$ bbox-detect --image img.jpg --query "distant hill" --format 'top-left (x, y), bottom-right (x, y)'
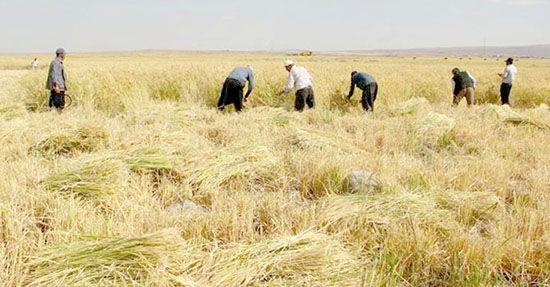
top-left (330, 44), bottom-right (550, 58)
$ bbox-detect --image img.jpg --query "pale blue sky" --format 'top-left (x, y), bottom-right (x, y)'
top-left (0, 0), bottom-right (549, 53)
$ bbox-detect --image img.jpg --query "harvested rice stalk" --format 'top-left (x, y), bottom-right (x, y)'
top-left (25, 229), bottom-right (189, 287)
top-left (123, 149), bottom-right (178, 173)
top-left (31, 126), bottom-right (107, 158)
top-left (320, 192), bottom-right (460, 235)
top-left (180, 144), bottom-right (282, 192)
top-left (42, 158), bottom-right (127, 203)
top-left (488, 105), bottom-right (550, 130)
top-left (0, 104), bottom-right (27, 120)
top-left (200, 232), bottom-right (360, 286)
top-left (390, 97), bottom-right (430, 116)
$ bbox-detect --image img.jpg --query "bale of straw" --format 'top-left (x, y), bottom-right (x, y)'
top-left (199, 232), bottom-right (360, 286)
top-left (31, 126), bottom-right (107, 158)
top-left (25, 229), bottom-right (188, 287)
top-left (390, 97), bottom-right (431, 116)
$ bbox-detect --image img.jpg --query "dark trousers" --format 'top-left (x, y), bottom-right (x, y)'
top-left (500, 83), bottom-right (513, 105)
top-left (295, 87), bottom-right (315, 111)
top-left (49, 90), bottom-right (65, 110)
top-left (361, 82), bottom-right (378, 111)
top-left (218, 78), bottom-right (244, 112)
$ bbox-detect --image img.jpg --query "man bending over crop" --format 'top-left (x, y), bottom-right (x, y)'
top-left (218, 66), bottom-right (255, 112)
top-left (451, 68), bottom-right (475, 108)
top-left (46, 48), bottom-right (68, 112)
top-left (348, 71), bottom-right (378, 112)
top-left (279, 60), bottom-right (315, 111)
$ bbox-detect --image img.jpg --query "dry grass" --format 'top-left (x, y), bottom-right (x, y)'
top-left (0, 53), bottom-right (549, 286)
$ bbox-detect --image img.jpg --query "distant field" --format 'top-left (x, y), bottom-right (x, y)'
top-left (0, 53), bottom-right (549, 286)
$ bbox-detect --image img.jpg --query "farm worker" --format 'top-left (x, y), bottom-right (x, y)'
top-left (31, 58), bottom-right (39, 70)
top-left (498, 58), bottom-right (517, 106)
top-left (451, 68), bottom-right (475, 107)
top-left (348, 71), bottom-right (378, 112)
top-left (279, 60), bottom-right (315, 111)
top-left (46, 48), bottom-right (68, 111)
top-left (217, 66), bottom-right (255, 112)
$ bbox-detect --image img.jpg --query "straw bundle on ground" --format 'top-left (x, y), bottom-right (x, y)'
top-left (197, 232), bottom-right (360, 286)
top-left (31, 126), bottom-right (107, 158)
top-left (179, 144), bottom-right (282, 193)
top-left (320, 192), bottom-right (459, 238)
top-left (122, 147), bottom-right (180, 176)
top-left (42, 157), bottom-right (127, 204)
top-left (489, 104), bottom-right (550, 130)
top-left (390, 97), bottom-right (430, 116)
top-left (0, 104), bottom-right (27, 120)
top-left (436, 191), bottom-right (503, 228)
top-left (25, 229), bottom-right (187, 287)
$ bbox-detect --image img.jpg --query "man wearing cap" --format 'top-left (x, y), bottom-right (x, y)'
top-left (279, 60), bottom-right (315, 111)
top-left (217, 66), bottom-right (254, 112)
top-left (46, 48), bottom-right (68, 111)
top-left (451, 68), bottom-right (475, 108)
top-left (498, 58), bottom-right (518, 105)
top-left (348, 71), bottom-right (378, 112)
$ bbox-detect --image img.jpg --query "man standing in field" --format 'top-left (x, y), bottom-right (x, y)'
top-left (451, 68), bottom-right (475, 108)
top-left (217, 66), bottom-right (255, 112)
top-left (498, 58), bottom-right (517, 106)
top-left (279, 60), bottom-right (315, 111)
top-left (348, 71), bottom-right (378, 112)
top-left (31, 58), bottom-right (39, 70)
top-left (46, 48), bottom-right (68, 112)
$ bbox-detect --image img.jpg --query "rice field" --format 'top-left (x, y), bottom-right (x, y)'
top-left (0, 52), bottom-right (549, 286)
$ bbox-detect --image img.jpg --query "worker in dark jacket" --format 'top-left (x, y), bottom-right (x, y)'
top-left (46, 48), bottom-right (68, 111)
top-left (217, 66), bottom-right (255, 112)
top-left (451, 68), bottom-right (475, 108)
top-left (348, 71), bottom-right (378, 112)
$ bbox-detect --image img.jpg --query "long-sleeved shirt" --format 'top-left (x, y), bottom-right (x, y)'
top-left (46, 58), bottom-right (67, 91)
top-left (228, 66), bottom-right (255, 97)
top-left (284, 66), bottom-right (313, 93)
top-left (501, 64), bottom-right (517, 84)
top-left (349, 72), bottom-right (376, 98)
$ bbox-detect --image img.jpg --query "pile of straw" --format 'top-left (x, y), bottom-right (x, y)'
top-left (25, 229), bottom-right (186, 287)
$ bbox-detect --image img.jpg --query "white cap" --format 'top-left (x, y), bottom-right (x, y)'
top-left (284, 59), bottom-right (294, 67)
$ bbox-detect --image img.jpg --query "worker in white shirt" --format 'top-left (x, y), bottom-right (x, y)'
top-left (279, 60), bottom-right (315, 111)
top-left (498, 58), bottom-right (518, 105)
top-left (31, 58), bottom-right (39, 70)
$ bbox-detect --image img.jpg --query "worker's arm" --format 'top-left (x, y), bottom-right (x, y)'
top-left (348, 78), bottom-right (356, 99)
top-left (245, 72), bottom-right (254, 99)
top-left (281, 71), bottom-right (295, 94)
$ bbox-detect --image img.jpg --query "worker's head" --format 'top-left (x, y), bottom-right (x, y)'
top-left (55, 48), bottom-right (66, 60)
top-left (351, 71), bottom-right (358, 77)
top-left (452, 68), bottom-right (460, 75)
top-left (284, 59), bottom-right (294, 72)
top-left (505, 58), bottom-right (514, 65)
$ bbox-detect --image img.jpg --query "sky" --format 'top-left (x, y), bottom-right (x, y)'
top-left (0, 0), bottom-right (549, 53)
